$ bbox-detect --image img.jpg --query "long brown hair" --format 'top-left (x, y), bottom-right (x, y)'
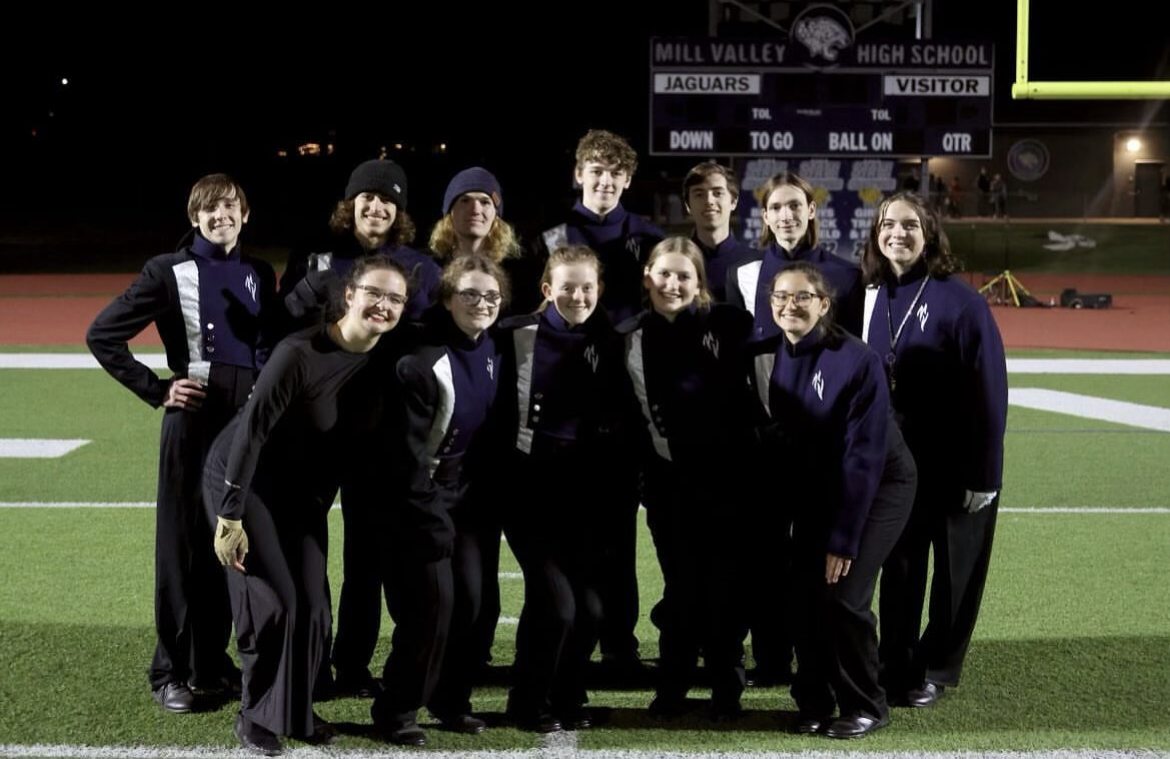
top-left (861, 191), bottom-right (962, 285)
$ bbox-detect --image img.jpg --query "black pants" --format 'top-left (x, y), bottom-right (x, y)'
top-left (372, 555), bottom-right (453, 728)
top-left (879, 476), bottom-right (999, 690)
top-left (331, 482), bottom-right (383, 680)
top-left (428, 518), bottom-right (497, 717)
top-left (790, 433), bottom-right (916, 720)
top-left (203, 472), bottom-right (332, 739)
top-left (596, 441), bottom-right (642, 661)
top-left (504, 440), bottom-right (604, 715)
top-left (151, 364), bottom-right (252, 690)
top-left (643, 449), bottom-right (748, 705)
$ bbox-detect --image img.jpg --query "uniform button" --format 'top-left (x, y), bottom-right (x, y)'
top-left (534, 392), bottom-right (544, 400)
top-left (533, 404), bottom-right (541, 412)
top-left (531, 415), bottom-right (540, 423)
top-left (206, 322), bottom-right (215, 330)
top-left (651, 404), bottom-right (659, 411)
top-left (206, 346), bottom-right (216, 354)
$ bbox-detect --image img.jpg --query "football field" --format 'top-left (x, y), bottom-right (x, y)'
top-left (1, 349), bottom-right (1168, 758)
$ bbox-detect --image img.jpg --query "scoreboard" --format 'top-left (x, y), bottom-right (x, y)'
top-left (650, 38), bottom-right (994, 158)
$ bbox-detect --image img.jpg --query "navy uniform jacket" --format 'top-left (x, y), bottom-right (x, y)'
top-left (862, 260), bottom-right (1007, 493)
top-left (386, 313), bottom-right (502, 561)
top-left (535, 202), bottom-right (666, 324)
top-left (280, 234), bottom-right (440, 329)
top-left (618, 304), bottom-right (754, 463)
top-left (87, 232), bottom-right (277, 405)
top-left (726, 241), bottom-right (864, 340)
top-left (211, 324), bottom-right (390, 519)
top-left (496, 306), bottom-right (628, 451)
top-left (691, 232), bottom-right (756, 304)
top-left (748, 328), bottom-right (889, 559)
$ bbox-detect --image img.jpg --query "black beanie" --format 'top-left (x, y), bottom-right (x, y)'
top-left (345, 160), bottom-right (408, 209)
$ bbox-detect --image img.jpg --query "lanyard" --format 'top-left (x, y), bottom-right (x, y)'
top-left (884, 275), bottom-right (929, 391)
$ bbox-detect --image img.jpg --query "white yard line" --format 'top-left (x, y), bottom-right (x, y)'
top-left (0, 439), bottom-right (88, 458)
top-left (1, 743), bottom-right (1165, 759)
top-left (4, 355), bottom-right (1169, 374)
top-left (1010, 388), bottom-right (1170, 431)
top-left (2, 503), bottom-right (1166, 513)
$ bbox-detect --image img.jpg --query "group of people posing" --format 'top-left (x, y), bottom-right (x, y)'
top-left (87, 129), bottom-right (1008, 755)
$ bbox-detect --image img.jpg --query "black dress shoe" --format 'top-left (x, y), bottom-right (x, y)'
top-left (152, 682), bottom-right (194, 714)
top-left (234, 713), bottom-right (284, 756)
top-left (383, 721), bottom-right (427, 746)
top-left (794, 713), bottom-right (831, 734)
top-left (435, 712), bottom-right (486, 734)
top-left (332, 669), bottom-right (381, 698)
top-left (559, 707), bottom-right (593, 730)
top-left (905, 682), bottom-right (945, 708)
top-left (825, 714), bottom-right (889, 739)
top-left (647, 694), bottom-right (690, 719)
top-left (304, 713), bottom-right (341, 746)
top-left (507, 708), bottom-right (562, 733)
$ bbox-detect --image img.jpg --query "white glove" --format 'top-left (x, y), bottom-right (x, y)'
top-left (962, 490), bottom-right (997, 513)
top-left (213, 516), bottom-right (249, 568)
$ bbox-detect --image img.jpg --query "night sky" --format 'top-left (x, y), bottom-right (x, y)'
top-left (4, 2), bottom-right (1167, 250)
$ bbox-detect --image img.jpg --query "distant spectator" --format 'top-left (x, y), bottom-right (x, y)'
top-left (902, 169), bottom-right (920, 193)
top-left (977, 167), bottom-right (991, 216)
top-left (946, 177), bottom-right (962, 218)
top-left (990, 174), bottom-right (1007, 219)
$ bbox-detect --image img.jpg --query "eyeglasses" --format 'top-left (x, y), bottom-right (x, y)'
top-left (768, 290), bottom-right (820, 306)
top-left (356, 285), bottom-right (408, 307)
top-left (455, 289), bottom-right (502, 307)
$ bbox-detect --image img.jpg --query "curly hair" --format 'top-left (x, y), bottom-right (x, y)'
top-left (575, 129), bottom-right (638, 175)
top-left (328, 199), bottom-right (417, 248)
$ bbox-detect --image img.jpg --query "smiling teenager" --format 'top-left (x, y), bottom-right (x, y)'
top-left (746, 260), bottom-right (916, 739)
top-left (726, 171), bottom-right (864, 341)
top-left (617, 236), bottom-right (755, 720)
top-left (279, 159), bottom-right (439, 699)
top-left (371, 256), bottom-right (508, 747)
top-left (492, 245), bottom-right (631, 732)
top-left (87, 173), bottom-right (277, 716)
top-left (202, 254), bottom-right (411, 755)
top-left (860, 191), bottom-right (1007, 711)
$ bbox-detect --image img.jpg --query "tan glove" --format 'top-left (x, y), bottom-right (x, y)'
top-left (213, 516), bottom-right (248, 570)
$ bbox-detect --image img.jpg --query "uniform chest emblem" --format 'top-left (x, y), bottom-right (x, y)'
top-left (812, 369), bottom-right (825, 400)
top-left (917, 301), bottom-right (930, 331)
top-left (626, 237), bottom-right (641, 258)
top-left (583, 344), bottom-right (599, 373)
top-left (486, 356), bottom-right (495, 380)
top-left (245, 273), bottom-right (258, 303)
top-left (702, 330), bottom-right (720, 359)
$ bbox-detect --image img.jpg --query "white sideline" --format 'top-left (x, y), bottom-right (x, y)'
top-left (1, 503), bottom-right (1167, 514)
top-left (1, 743), bottom-right (1166, 759)
top-left (3, 355), bottom-right (1170, 374)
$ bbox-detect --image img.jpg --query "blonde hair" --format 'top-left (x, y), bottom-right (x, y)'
top-left (644, 236), bottom-right (713, 311)
top-left (428, 215), bottom-right (521, 263)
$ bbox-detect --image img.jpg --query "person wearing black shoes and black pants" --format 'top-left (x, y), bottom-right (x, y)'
top-left (87, 174), bottom-right (276, 715)
top-left (205, 255), bottom-right (411, 755)
top-left (861, 193), bottom-right (1007, 710)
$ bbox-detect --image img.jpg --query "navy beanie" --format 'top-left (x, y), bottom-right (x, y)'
top-left (442, 167), bottom-right (503, 217)
top-left (345, 160), bottom-right (408, 209)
